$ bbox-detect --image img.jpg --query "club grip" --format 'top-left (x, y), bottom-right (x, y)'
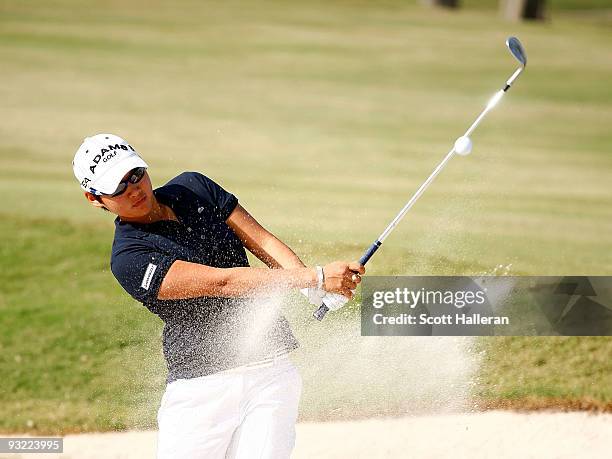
top-left (359, 241), bottom-right (382, 265)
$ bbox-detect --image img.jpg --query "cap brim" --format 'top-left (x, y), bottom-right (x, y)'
top-left (93, 155), bottom-right (149, 194)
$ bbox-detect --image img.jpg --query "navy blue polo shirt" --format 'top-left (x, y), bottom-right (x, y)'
top-left (110, 171), bottom-right (299, 383)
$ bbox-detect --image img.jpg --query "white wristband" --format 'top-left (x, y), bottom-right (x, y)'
top-left (315, 266), bottom-right (324, 290)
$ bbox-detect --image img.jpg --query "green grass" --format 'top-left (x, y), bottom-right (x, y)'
top-left (0, 216), bottom-right (166, 432)
top-left (1, 0), bottom-right (612, 433)
top-left (478, 337), bottom-right (612, 402)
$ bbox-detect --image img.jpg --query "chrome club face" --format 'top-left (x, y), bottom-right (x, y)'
top-left (507, 36), bottom-right (527, 67)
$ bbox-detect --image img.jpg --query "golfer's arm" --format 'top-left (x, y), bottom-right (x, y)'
top-left (157, 262), bottom-right (317, 300)
top-left (226, 204), bottom-right (306, 269)
top-left (157, 204), bottom-right (312, 300)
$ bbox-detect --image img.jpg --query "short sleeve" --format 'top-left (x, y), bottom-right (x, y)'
top-left (178, 172), bottom-right (238, 220)
top-left (110, 240), bottom-right (178, 304)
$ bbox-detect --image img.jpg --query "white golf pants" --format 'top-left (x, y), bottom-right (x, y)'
top-left (156, 356), bottom-right (302, 459)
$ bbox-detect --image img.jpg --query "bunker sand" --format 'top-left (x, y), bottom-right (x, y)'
top-left (17, 411), bottom-right (612, 459)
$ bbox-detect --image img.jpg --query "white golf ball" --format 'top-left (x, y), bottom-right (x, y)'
top-left (454, 136), bottom-right (472, 156)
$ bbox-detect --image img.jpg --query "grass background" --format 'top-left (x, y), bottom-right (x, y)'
top-left (1, 0), bottom-right (611, 433)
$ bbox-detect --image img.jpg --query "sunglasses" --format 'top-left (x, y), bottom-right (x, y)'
top-left (103, 167), bottom-right (146, 197)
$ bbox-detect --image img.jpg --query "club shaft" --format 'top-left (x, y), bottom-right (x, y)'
top-left (377, 73), bottom-right (521, 247)
top-left (378, 147), bottom-right (456, 243)
top-left (465, 90), bottom-right (504, 137)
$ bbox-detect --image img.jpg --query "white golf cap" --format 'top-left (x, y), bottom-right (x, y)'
top-left (72, 134), bottom-right (148, 195)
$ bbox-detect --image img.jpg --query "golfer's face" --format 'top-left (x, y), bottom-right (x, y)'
top-left (99, 169), bottom-right (155, 218)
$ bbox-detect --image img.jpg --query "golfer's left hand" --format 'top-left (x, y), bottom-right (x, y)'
top-left (300, 287), bottom-right (326, 307)
top-left (321, 292), bottom-right (350, 311)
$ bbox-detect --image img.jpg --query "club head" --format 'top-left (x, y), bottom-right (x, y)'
top-left (506, 36), bottom-right (527, 68)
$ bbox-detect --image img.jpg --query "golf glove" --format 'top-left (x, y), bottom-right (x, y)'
top-left (300, 288), bottom-right (350, 311)
top-left (320, 292), bottom-right (349, 311)
top-left (300, 287), bottom-right (326, 307)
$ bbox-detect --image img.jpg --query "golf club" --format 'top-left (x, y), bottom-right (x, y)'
top-left (314, 36), bottom-right (527, 321)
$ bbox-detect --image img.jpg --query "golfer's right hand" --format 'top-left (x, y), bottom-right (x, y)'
top-left (322, 261), bottom-right (365, 299)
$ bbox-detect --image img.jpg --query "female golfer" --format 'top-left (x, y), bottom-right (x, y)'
top-left (72, 133), bottom-right (364, 459)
